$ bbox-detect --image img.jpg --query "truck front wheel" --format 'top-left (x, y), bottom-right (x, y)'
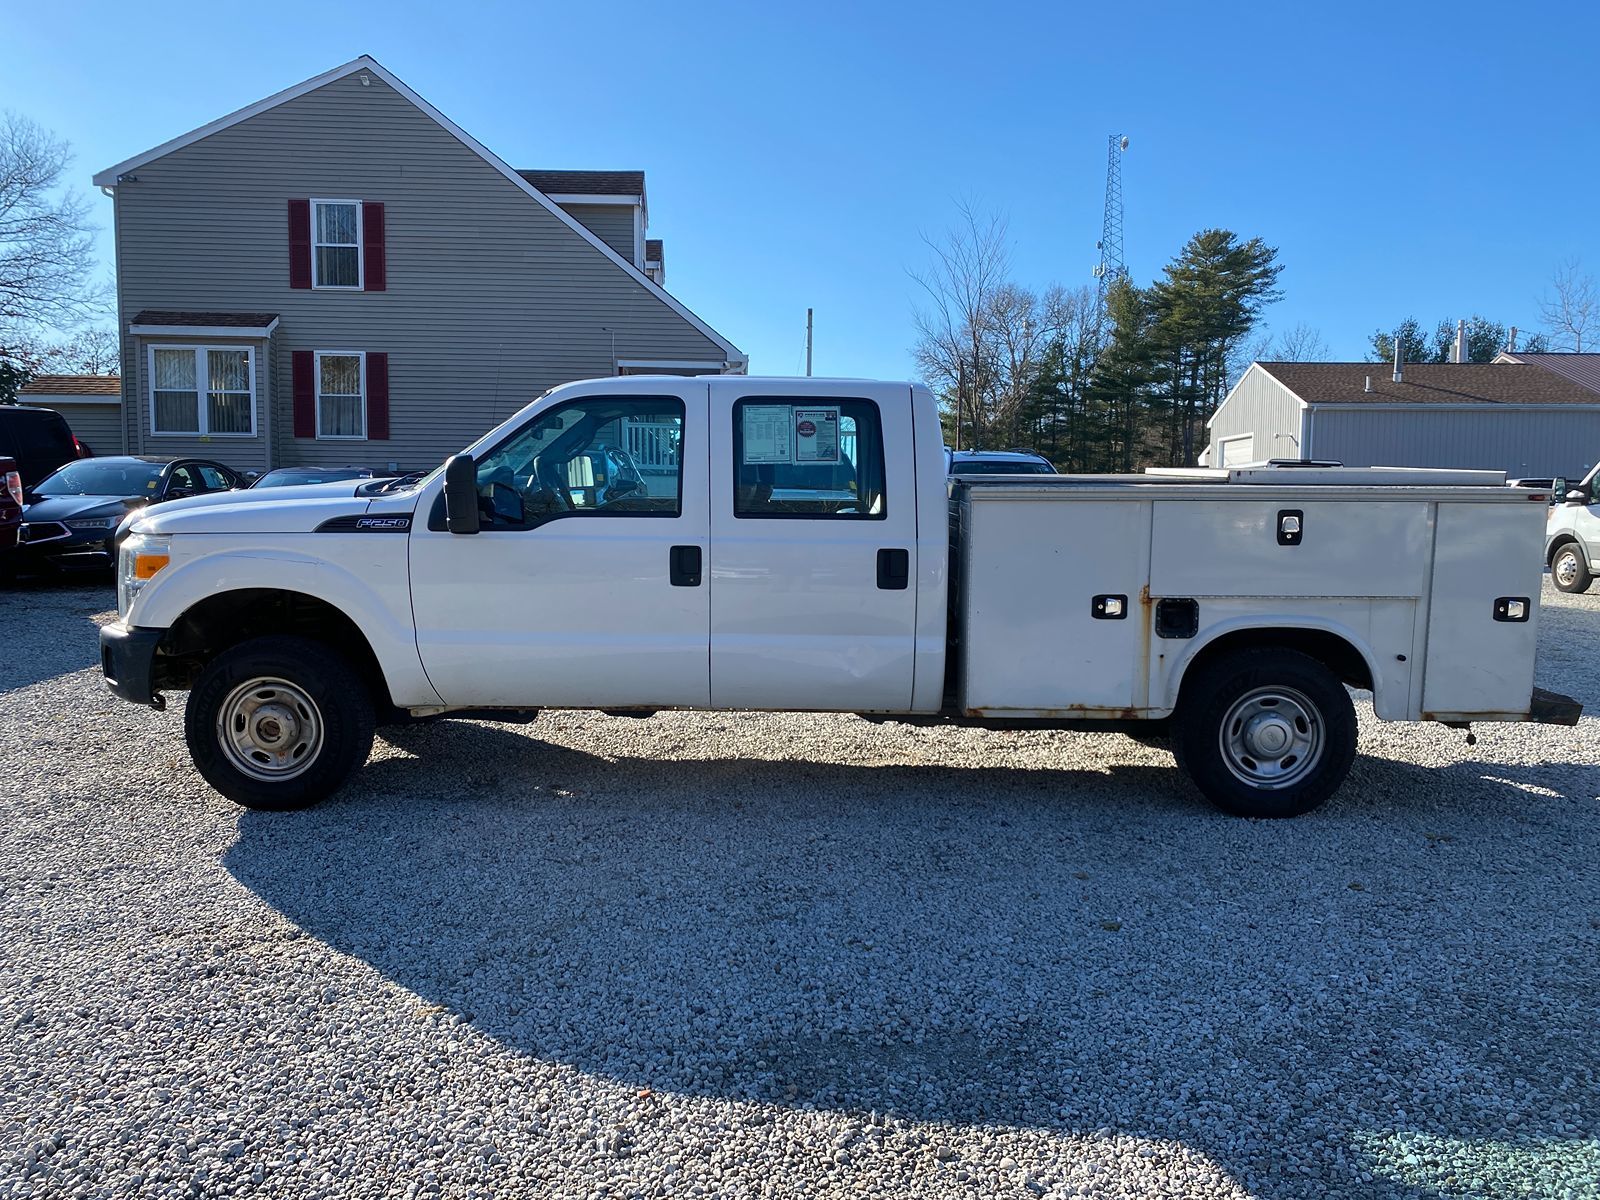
top-left (1551, 543), bottom-right (1592, 594)
top-left (184, 635), bottom-right (376, 810)
top-left (1174, 648), bottom-right (1356, 818)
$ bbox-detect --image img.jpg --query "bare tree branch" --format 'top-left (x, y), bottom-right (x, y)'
top-left (1540, 258), bottom-right (1597, 353)
top-left (0, 111), bottom-right (106, 351)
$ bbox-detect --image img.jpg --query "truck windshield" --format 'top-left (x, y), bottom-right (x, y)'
top-left (35, 460), bottom-right (165, 496)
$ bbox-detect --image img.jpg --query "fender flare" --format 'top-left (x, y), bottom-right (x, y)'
top-left (133, 547), bottom-right (442, 707)
top-left (1546, 532), bottom-right (1591, 567)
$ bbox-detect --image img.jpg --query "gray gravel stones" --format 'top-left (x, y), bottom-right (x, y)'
top-left (1, 577), bottom-right (1597, 1198)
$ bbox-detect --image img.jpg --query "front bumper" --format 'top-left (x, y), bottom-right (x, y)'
top-left (16, 526), bottom-right (117, 572)
top-left (100, 622), bottom-right (167, 708)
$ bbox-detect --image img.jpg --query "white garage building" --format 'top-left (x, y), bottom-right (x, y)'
top-left (1206, 360), bottom-right (1600, 482)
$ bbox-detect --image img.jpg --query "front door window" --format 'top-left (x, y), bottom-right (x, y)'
top-left (473, 397), bottom-right (683, 529)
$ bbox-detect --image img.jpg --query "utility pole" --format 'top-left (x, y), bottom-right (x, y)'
top-left (805, 308), bottom-right (813, 377)
top-left (955, 355), bottom-right (966, 451)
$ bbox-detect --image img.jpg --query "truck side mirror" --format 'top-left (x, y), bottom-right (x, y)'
top-left (444, 454), bottom-right (481, 534)
top-left (1566, 489), bottom-right (1588, 506)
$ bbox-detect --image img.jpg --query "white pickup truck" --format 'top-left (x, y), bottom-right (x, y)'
top-left (101, 376), bottom-right (1580, 818)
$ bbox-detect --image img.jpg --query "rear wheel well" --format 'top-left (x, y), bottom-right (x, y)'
top-left (154, 589), bottom-right (390, 707)
top-left (1180, 628), bottom-right (1374, 697)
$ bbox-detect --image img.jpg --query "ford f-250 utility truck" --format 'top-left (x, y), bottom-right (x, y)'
top-left (100, 377), bottom-right (1581, 818)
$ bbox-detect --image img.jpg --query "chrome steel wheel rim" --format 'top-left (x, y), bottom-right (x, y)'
top-left (217, 677), bottom-right (323, 782)
top-left (1555, 550), bottom-right (1580, 588)
top-left (1218, 686), bottom-right (1323, 790)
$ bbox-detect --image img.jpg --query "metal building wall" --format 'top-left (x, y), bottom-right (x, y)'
top-left (1309, 407), bottom-right (1600, 480)
top-left (1205, 365), bottom-right (1305, 463)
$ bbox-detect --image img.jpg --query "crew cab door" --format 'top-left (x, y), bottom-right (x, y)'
top-left (707, 382), bottom-right (918, 710)
top-left (408, 382), bottom-right (709, 708)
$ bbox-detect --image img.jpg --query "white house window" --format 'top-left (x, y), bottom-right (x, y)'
top-left (316, 352), bottom-right (366, 438)
top-left (313, 199), bottom-right (362, 288)
top-left (150, 346), bottom-right (255, 436)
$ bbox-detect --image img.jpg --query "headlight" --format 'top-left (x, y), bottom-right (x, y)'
top-left (118, 534), bottom-right (171, 619)
top-left (66, 517), bottom-right (116, 530)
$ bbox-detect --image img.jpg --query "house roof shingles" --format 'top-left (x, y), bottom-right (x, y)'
top-left (130, 310), bottom-right (278, 329)
top-left (516, 170), bottom-right (644, 197)
top-left (19, 374), bottom-right (122, 396)
top-left (1258, 361), bottom-right (1600, 406)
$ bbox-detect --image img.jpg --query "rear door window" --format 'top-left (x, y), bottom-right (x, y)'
top-left (732, 398), bottom-right (885, 518)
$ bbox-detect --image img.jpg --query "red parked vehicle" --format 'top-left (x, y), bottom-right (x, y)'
top-left (0, 455), bottom-right (23, 580)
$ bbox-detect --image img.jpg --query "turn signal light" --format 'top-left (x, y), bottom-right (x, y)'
top-left (134, 551), bottom-right (169, 580)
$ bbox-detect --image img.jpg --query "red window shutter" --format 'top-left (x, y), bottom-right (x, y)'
top-left (288, 200), bottom-right (312, 289)
top-left (366, 352), bottom-right (389, 439)
top-left (362, 202), bottom-right (386, 291)
top-left (292, 350), bottom-right (315, 437)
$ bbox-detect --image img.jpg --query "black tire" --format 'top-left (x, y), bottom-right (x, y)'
top-left (1550, 543), bottom-right (1593, 594)
top-left (1174, 648), bottom-right (1357, 819)
top-left (185, 635), bottom-right (375, 810)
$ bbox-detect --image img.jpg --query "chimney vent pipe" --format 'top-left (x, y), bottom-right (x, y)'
top-left (1455, 319), bottom-right (1468, 364)
top-left (1393, 338), bottom-right (1403, 384)
top-left (1365, 375), bottom-right (1372, 393)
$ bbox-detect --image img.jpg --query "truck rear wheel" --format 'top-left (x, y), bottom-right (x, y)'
top-left (1551, 543), bottom-right (1592, 594)
top-left (184, 635), bottom-right (375, 810)
top-left (1174, 648), bottom-right (1356, 818)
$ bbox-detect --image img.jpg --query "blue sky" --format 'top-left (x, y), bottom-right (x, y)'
top-left (5, 0), bottom-right (1597, 377)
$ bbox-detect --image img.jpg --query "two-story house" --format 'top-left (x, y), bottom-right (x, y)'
top-left (93, 56), bottom-right (746, 474)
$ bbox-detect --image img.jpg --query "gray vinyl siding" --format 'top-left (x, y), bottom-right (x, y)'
top-left (112, 71), bottom-right (731, 471)
top-left (1308, 407), bottom-right (1600, 481)
top-left (1206, 365), bottom-right (1305, 462)
top-left (20, 402), bottom-right (124, 455)
top-left (557, 202), bottom-right (638, 264)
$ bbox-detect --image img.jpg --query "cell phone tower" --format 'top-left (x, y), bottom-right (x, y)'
top-left (1093, 133), bottom-right (1130, 327)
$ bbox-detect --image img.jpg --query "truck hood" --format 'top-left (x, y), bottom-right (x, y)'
top-left (130, 481), bottom-right (421, 537)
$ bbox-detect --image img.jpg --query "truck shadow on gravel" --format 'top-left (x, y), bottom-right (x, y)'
top-left (226, 719), bottom-right (1599, 1199)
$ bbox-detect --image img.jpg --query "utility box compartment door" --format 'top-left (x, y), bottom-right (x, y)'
top-left (961, 498), bottom-right (1150, 714)
top-left (1421, 502), bottom-right (1542, 717)
top-left (1150, 500), bottom-right (1431, 598)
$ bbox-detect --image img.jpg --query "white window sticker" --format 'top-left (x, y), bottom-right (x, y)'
top-left (793, 407), bottom-right (841, 463)
top-left (742, 404), bottom-right (794, 464)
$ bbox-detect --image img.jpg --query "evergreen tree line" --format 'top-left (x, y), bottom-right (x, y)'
top-left (913, 211), bottom-right (1284, 471)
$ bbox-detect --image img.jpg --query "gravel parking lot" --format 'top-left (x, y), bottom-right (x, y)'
top-left (2, 580), bottom-right (1597, 1199)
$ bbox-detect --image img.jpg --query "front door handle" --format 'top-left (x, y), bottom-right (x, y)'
top-left (670, 544), bottom-right (702, 587)
top-left (876, 548), bottom-right (909, 590)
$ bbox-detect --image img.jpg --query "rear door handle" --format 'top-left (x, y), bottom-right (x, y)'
top-left (876, 548), bottom-right (909, 590)
top-left (670, 544), bottom-right (702, 587)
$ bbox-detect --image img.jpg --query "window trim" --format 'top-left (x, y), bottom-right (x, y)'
top-left (439, 395), bottom-right (687, 532)
top-left (146, 344), bottom-right (257, 438)
top-left (310, 197), bottom-right (364, 290)
top-left (730, 395), bottom-right (886, 521)
top-left (314, 350), bottom-right (368, 440)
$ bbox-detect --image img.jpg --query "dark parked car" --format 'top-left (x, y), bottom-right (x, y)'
top-left (945, 448), bottom-right (1058, 475)
top-left (0, 405), bottom-right (87, 490)
top-left (17, 456), bottom-right (241, 575)
top-left (0, 456), bottom-right (21, 580)
top-left (249, 465), bottom-right (396, 489)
